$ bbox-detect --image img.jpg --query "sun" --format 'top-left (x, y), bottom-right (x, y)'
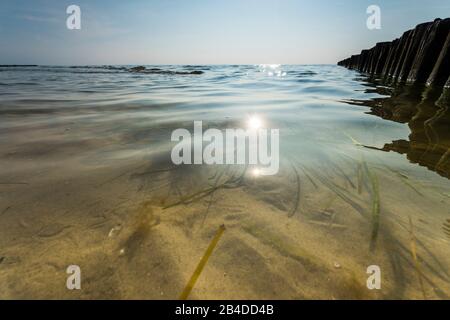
top-left (247, 116), bottom-right (263, 130)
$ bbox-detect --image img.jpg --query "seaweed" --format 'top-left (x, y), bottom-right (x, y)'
top-left (1, 206), bottom-right (11, 216)
top-left (98, 164), bottom-right (146, 186)
top-left (314, 157), bottom-right (381, 251)
top-left (360, 157), bottom-right (372, 195)
top-left (130, 167), bottom-right (177, 178)
top-left (330, 161), bottom-right (356, 189)
top-left (443, 218), bottom-right (450, 239)
top-left (395, 219), bottom-right (450, 282)
top-left (322, 194), bottom-right (337, 213)
top-left (0, 182), bottom-right (29, 185)
top-left (288, 162), bottom-right (301, 217)
top-left (394, 243), bottom-right (447, 299)
top-left (357, 163), bottom-right (363, 194)
top-left (242, 224), bottom-right (326, 272)
top-left (310, 168), bottom-right (366, 217)
top-left (368, 169), bottom-right (380, 252)
top-left (201, 167), bottom-right (229, 227)
top-left (356, 157), bottom-right (381, 252)
top-left (179, 224), bottom-right (226, 300)
top-left (366, 152), bottom-right (425, 197)
top-left (408, 217), bottom-right (427, 299)
top-left (163, 187), bottom-right (216, 209)
top-left (383, 165), bottom-right (424, 196)
top-left (313, 194), bottom-right (338, 225)
top-left (343, 132), bottom-right (363, 146)
top-left (298, 164), bottom-right (318, 189)
top-left (307, 220), bottom-right (347, 229)
top-left (163, 166), bottom-right (247, 209)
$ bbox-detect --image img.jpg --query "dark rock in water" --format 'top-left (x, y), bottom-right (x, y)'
top-left (338, 18), bottom-right (450, 91)
top-left (0, 65), bottom-right (38, 67)
top-left (128, 66), bottom-right (203, 75)
top-left (129, 66), bottom-right (146, 72)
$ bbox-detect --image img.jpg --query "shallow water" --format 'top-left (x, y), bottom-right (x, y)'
top-left (0, 64), bottom-right (449, 299)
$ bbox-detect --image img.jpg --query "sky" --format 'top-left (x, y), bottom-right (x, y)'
top-left (0, 0), bottom-right (449, 65)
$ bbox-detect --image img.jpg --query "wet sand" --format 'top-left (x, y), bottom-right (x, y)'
top-left (1, 117), bottom-right (449, 299)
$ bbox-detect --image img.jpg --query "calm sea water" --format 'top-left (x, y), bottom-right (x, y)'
top-left (0, 65), bottom-right (449, 299)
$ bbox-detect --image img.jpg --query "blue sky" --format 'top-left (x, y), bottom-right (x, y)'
top-left (0, 0), bottom-right (449, 65)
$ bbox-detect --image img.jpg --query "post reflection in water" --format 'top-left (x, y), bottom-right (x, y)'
top-left (347, 83), bottom-right (450, 179)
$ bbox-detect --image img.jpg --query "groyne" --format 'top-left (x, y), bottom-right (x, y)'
top-left (338, 18), bottom-right (450, 90)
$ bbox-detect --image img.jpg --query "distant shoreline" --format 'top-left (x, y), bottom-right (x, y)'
top-left (0, 65), bottom-right (38, 67)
